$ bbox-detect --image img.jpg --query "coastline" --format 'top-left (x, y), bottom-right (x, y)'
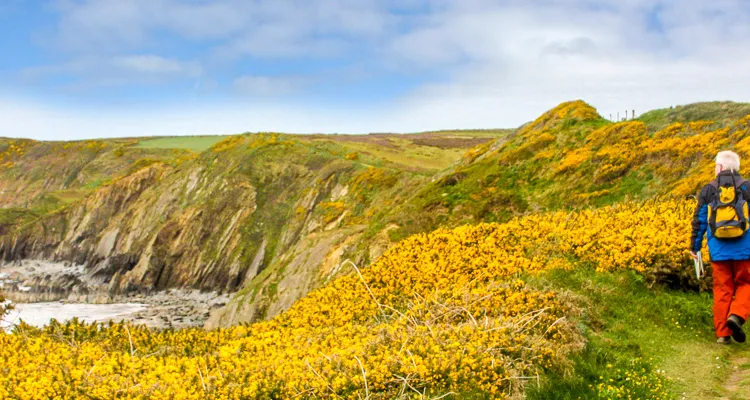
top-left (0, 260), bottom-right (231, 330)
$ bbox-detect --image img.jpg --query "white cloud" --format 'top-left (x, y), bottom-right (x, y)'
top-left (233, 75), bottom-right (308, 96)
top-left (21, 55), bottom-right (201, 88)
top-left (50, 0), bottom-right (396, 57)
top-left (379, 0), bottom-right (750, 128)
top-left (6, 0), bottom-right (750, 139)
top-left (113, 55), bottom-right (199, 75)
top-left (53, 0), bottom-right (153, 53)
top-left (215, 26), bottom-right (347, 60)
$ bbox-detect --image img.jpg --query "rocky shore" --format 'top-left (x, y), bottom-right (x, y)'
top-left (120, 289), bottom-right (230, 329)
top-left (0, 260), bottom-right (231, 329)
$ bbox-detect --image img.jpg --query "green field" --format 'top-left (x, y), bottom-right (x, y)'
top-left (307, 130), bottom-right (511, 171)
top-left (132, 131), bottom-right (510, 168)
top-left (135, 136), bottom-right (230, 152)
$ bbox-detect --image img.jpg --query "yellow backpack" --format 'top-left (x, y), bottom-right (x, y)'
top-left (709, 176), bottom-right (750, 239)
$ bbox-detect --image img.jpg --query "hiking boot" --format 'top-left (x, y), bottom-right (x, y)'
top-left (727, 315), bottom-right (746, 343)
top-left (717, 336), bottom-right (732, 345)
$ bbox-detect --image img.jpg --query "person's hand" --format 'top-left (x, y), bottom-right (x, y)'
top-left (690, 251), bottom-right (699, 261)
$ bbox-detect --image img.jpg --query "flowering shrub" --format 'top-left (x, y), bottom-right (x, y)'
top-left (0, 196), bottom-right (699, 399)
top-left (318, 201), bottom-right (347, 225)
top-left (210, 135), bottom-right (246, 153)
top-left (0, 140), bottom-right (34, 166)
top-left (60, 140), bottom-right (108, 152)
top-left (557, 148), bottom-right (590, 173)
top-left (465, 101), bottom-right (750, 214)
top-left (462, 140), bottom-right (493, 164)
top-left (552, 116), bottom-right (750, 197)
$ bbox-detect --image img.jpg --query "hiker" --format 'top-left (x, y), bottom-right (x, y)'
top-left (691, 150), bottom-right (750, 344)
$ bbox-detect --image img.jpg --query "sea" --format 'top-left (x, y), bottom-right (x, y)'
top-left (1, 302), bottom-right (147, 332)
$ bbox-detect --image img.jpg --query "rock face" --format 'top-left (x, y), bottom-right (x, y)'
top-left (0, 260), bottom-right (100, 303)
top-left (0, 260), bottom-right (231, 329)
top-left (0, 134), bottom-right (438, 324)
top-left (204, 226), bottom-right (365, 328)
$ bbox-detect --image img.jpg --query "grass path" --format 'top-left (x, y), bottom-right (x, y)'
top-left (718, 351), bottom-right (750, 400)
top-left (663, 340), bottom-right (742, 399)
top-left (527, 269), bottom-right (731, 399)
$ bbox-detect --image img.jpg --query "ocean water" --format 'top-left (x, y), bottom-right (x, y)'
top-left (1, 302), bottom-right (147, 331)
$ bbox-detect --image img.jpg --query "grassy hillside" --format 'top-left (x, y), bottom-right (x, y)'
top-left (376, 100), bottom-right (750, 243)
top-left (638, 101), bottom-right (750, 131)
top-left (0, 131), bottom-right (500, 217)
top-left (135, 136), bottom-right (230, 152)
top-left (0, 137), bottom-right (191, 211)
top-left (3, 100), bottom-right (750, 398)
top-left (304, 130), bottom-right (511, 172)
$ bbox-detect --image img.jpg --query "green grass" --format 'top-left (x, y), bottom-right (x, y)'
top-left (45, 189), bottom-right (95, 205)
top-left (0, 208), bottom-right (39, 233)
top-left (314, 138), bottom-right (465, 171)
top-left (592, 168), bottom-right (656, 206)
top-left (638, 102), bottom-right (750, 130)
top-left (525, 268), bottom-right (736, 399)
top-left (305, 131), bottom-right (511, 172)
top-left (0, 208), bottom-right (34, 224)
top-left (417, 129), bottom-right (513, 137)
top-left (135, 136), bottom-right (230, 152)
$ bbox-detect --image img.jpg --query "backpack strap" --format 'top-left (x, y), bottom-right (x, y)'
top-left (736, 178), bottom-right (749, 230)
top-left (709, 179), bottom-right (721, 206)
top-left (709, 201), bottom-right (718, 232)
top-left (710, 177), bottom-right (748, 191)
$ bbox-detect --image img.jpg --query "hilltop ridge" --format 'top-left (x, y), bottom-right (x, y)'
top-left (638, 101), bottom-right (750, 130)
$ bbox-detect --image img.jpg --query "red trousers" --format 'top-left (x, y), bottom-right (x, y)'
top-left (713, 260), bottom-right (750, 337)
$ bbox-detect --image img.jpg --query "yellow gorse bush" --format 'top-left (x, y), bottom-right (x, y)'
top-left (471, 101), bottom-right (750, 209)
top-left (563, 116), bottom-right (750, 195)
top-left (0, 140), bottom-right (34, 168)
top-left (0, 199), bottom-right (696, 399)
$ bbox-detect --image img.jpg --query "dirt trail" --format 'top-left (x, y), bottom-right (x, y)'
top-left (719, 354), bottom-right (750, 400)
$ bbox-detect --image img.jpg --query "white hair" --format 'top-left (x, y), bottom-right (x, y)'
top-left (716, 150), bottom-right (741, 172)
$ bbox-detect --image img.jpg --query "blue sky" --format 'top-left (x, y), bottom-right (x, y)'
top-left (2, 0), bottom-right (750, 139)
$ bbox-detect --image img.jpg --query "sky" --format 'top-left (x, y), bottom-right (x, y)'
top-left (2, 0), bottom-right (750, 140)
